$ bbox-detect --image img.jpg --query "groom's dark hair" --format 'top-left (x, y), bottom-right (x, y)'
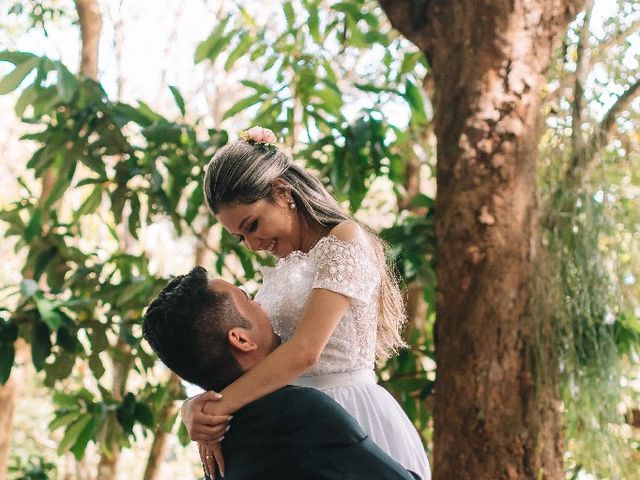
top-left (143, 266), bottom-right (250, 391)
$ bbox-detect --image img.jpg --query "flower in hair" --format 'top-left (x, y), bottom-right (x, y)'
top-left (240, 126), bottom-right (278, 145)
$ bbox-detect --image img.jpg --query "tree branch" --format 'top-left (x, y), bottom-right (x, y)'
top-left (545, 17), bottom-right (639, 108)
top-left (571, 0), bottom-right (594, 154)
top-left (379, 0), bottom-right (431, 52)
top-left (589, 77), bottom-right (640, 159)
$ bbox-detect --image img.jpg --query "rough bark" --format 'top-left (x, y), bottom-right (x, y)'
top-left (380, 1), bottom-right (584, 479)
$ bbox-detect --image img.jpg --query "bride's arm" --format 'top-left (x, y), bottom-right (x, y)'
top-left (203, 222), bottom-right (368, 417)
top-left (204, 286), bottom-right (351, 416)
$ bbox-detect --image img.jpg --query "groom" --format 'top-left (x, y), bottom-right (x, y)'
top-left (143, 266), bottom-right (419, 480)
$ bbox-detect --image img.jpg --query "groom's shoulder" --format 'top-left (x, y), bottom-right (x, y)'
top-left (247, 386), bottom-right (344, 420)
top-left (253, 385), bottom-right (332, 409)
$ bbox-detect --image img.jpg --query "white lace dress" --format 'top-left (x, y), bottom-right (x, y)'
top-left (254, 235), bottom-right (431, 480)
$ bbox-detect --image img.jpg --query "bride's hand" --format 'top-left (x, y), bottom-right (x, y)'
top-left (181, 391), bottom-right (231, 443)
top-left (199, 442), bottom-right (225, 479)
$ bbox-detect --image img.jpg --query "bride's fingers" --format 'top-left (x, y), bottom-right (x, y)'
top-left (200, 443), bottom-right (217, 479)
top-left (191, 413), bottom-right (231, 440)
top-left (197, 443), bottom-right (211, 479)
top-left (211, 442), bottom-right (225, 478)
top-left (190, 422), bottom-right (231, 443)
top-left (195, 413), bottom-right (232, 427)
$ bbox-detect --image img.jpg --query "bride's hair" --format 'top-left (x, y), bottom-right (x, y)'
top-left (204, 140), bottom-right (407, 362)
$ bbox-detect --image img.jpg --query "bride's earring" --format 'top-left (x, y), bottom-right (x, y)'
top-left (288, 198), bottom-right (296, 209)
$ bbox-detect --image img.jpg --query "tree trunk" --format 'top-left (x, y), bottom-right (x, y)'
top-left (0, 342), bottom-right (28, 480)
top-left (75, 0), bottom-right (102, 80)
top-left (0, 378), bottom-right (17, 480)
top-left (380, 1), bottom-right (584, 478)
top-left (142, 373), bottom-right (182, 480)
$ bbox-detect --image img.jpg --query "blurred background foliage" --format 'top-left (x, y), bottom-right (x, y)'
top-left (0, 0), bottom-right (638, 479)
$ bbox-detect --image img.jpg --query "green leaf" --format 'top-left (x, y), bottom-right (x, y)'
top-left (58, 414), bottom-right (92, 455)
top-left (224, 34), bottom-right (253, 71)
top-left (76, 177), bottom-right (106, 187)
top-left (169, 85), bottom-right (185, 116)
top-left (177, 420), bottom-right (190, 446)
top-left (35, 295), bottom-right (63, 330)
top-left (88, 352), bottom-right (105, 379)
top-left (355, 83), bottom-right (392, 94)
top-left (54, 62), bottom-right (78, 103)
top-left (240, 80), bottom-right (271, 95)
top-left (308, 4), bottom-right (321, 43)
top-left (53, 391), bottom-right (80, 407)
top-left (31, 85), bottom-right (59, 117)
top-left (70, 415), bottom-right (98, 459)
top-left (403, 79), bottom-right (427, 124)
top-left (222, 93), bottom-right (263, 120)
top-left (283, 2), bottom-right (295, 29)
top-left (331, 2), bottom-right (362, 18)
top-left (15, 84), bottom-right (38, 117)
top-left (43, 153), bottom-right (76, 210)
top-left (0, 50), bottom-right (37, 65)
top-left (90, 324), bottom-right (110, 353)
top-left (194, 17), bottom-right (232, 64)
top-left (24, 208), bottom-right (42, 243)
top-left (57, 326), bottom-right (81, 353)
top-left (116, 392), bottom-right (137, 434)
top-left (134, 402), bottom-right (154, 428)
top-left (185, 183), bottom-right (203, 223)
top-left (32, 321), bottom-right (52, 371)
top-left (143, 121), bottom-right (182, 144)
top-left (112, 102), bottom-right (157, 127)
top-left (49, 411), bottom-right (82, 432)
top-left (0, 342), bottom-right (14, 384)
top-left (75, 185), bottom-right (103, 218)
top-left (0, 56), bottom-right (40, 94)
top-left (314, 87), bottom-right (343, 114)
top-left (400, 51), bottom-right (423, 75)
top-left (128, 193), bottom-right (141, 239)
top-left (45, 351), bottom-right (76, 381)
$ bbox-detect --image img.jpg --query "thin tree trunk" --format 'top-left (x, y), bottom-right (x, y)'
top-left (142, 373), bottom-right (182, 480)
top-left (0, 343), bottom-right (27, 480)
top-left (96, 336), bottom-right (131, 480)
top-left (75, 0), bottom-right (102, 80)
top-left (380, 1), bottom-right (584, 478)
top-left (0, 378), bottom-right (17, 480)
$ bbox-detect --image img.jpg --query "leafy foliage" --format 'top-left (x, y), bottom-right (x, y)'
top-left (0, 1), bottom-right (438, 466)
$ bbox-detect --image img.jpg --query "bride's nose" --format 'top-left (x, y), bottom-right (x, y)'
top-left (244, 235), bottom-right (260, 251)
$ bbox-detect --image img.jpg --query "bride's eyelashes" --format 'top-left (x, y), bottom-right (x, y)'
top-left (232, 219), bottom-right (258, 243)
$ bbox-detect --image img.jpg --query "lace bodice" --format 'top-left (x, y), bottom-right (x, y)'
top-left (254, 235), bottom-right (380, 377)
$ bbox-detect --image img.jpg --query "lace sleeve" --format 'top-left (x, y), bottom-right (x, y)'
top-left (311, 236), bottom-right (379, 304)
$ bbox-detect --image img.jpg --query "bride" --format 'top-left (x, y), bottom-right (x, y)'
top-left (182, 127), bottom-right (430, 480)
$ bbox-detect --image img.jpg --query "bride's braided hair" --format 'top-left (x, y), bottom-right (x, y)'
top-left (203, 137), bottom-right (407, 362)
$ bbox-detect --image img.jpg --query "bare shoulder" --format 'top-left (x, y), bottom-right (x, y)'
top-left (328, 220), bottom-right (364, 241)
top-left (328, 221), bottom-right (375, 257)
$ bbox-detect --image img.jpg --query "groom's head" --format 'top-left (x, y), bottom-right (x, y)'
top-left (142, 266), bottom-right (279, 391)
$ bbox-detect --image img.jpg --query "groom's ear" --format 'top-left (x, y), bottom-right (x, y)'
top-left (227, 327), bottom-right (258, 353)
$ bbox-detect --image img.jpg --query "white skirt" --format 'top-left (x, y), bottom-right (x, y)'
top-left (293, 369), bottom-right (431, 480)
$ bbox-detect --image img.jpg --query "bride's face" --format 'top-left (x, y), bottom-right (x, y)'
top-left (216, 195), bottom-right (302, 258)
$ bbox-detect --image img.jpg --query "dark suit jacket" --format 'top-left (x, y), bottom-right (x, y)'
top-left (211, 386), bottom-right (418, 480)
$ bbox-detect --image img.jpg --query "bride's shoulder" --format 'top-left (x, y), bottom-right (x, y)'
top-left (326, 221), bottom-right (375, 258)
top-left (328, 220), bottom-right (366, 242)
